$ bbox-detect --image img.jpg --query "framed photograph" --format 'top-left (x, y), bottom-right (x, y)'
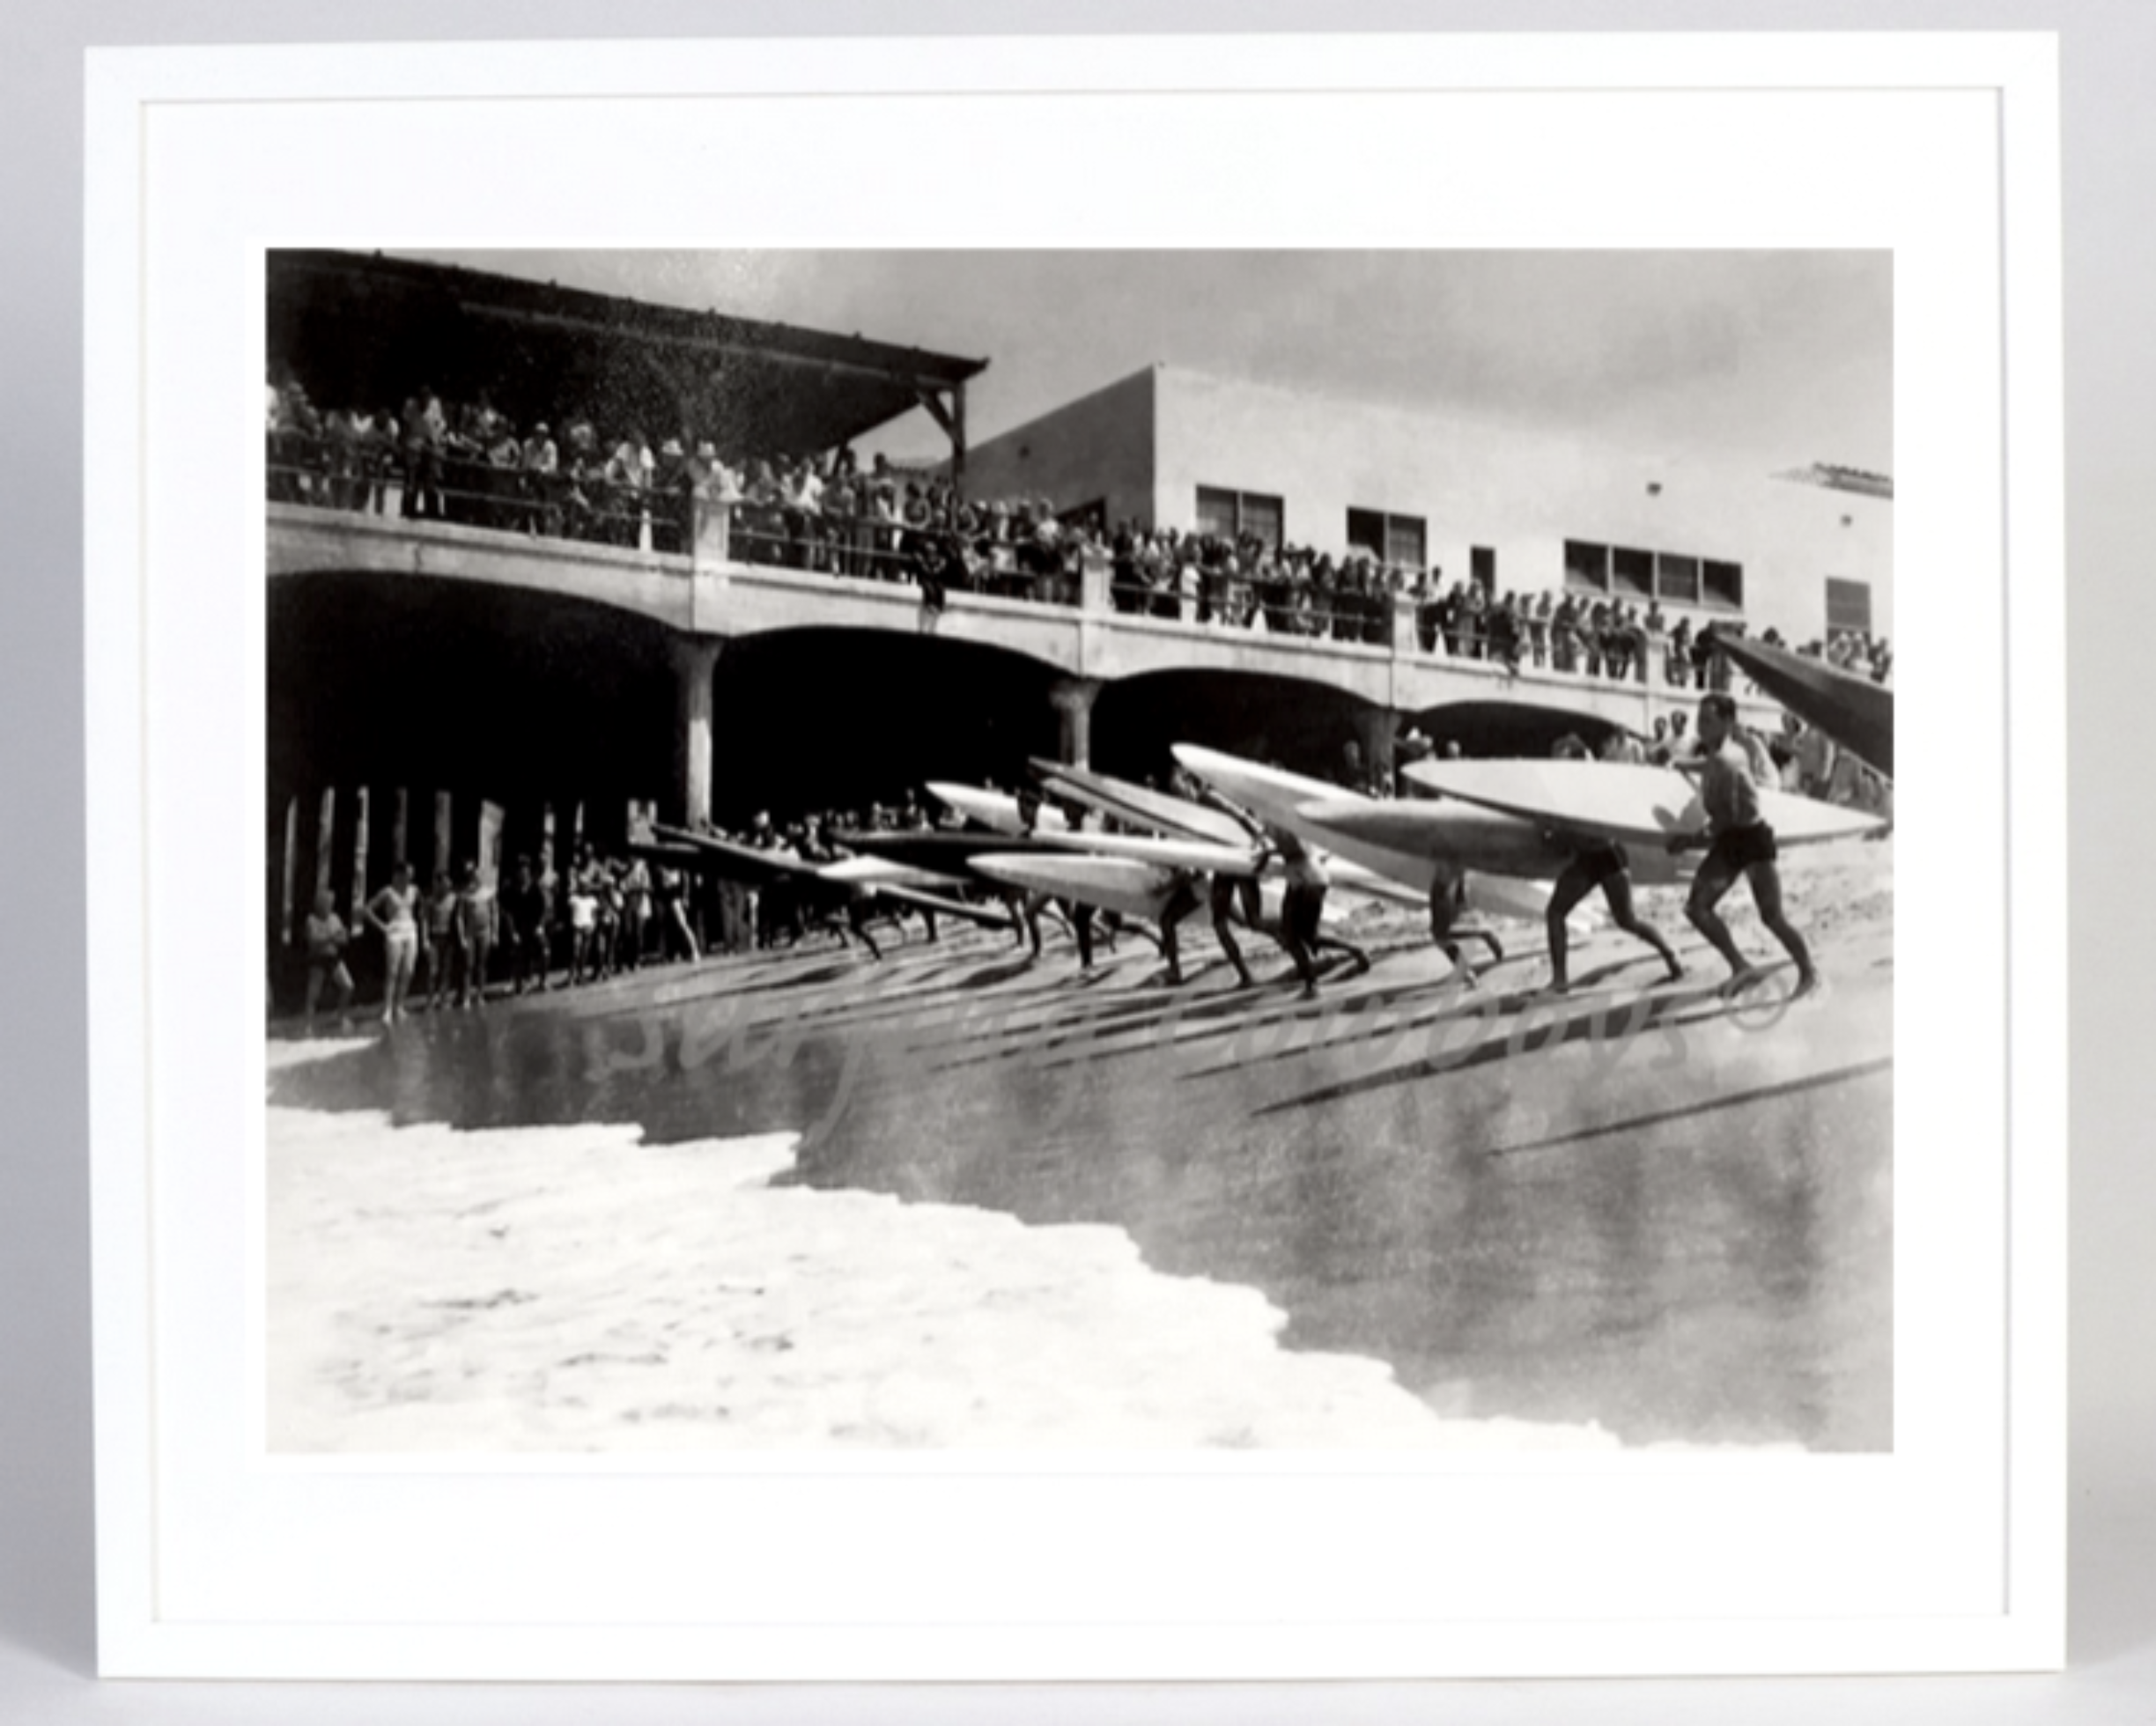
top-left (85, 31), bottom-right (2065, 1681)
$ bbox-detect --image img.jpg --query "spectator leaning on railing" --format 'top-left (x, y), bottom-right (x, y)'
top-left (265, 374), bottom-right (1863, 676)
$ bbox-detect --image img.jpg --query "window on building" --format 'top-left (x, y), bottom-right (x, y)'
top-left (1611, 546), bottom-right (1654, 598)
top-left (1564, 539), bottom-right (1609, 593)
top-left (1702, 559), bottom-right (1745, 609)
top-left (1471, 545), bottom-right (1496, 594)
top-left (1656, 552), bottom-right (1701, 605)
top-left (1347, 507), bottom-right (1428, 568)
top-left (1196, 484), bottom-right (1284, 549)
top-left (1825, 576), bottom-right (1872, 638)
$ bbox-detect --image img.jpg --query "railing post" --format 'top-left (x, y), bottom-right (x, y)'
top-left (1048, 675), bottom-right (1103, 769)
top-left (672, 636), bottom-right (726, 828)
top-left (1390, 592), bottom-right (1421, 660)
top-left (692, 491), bottom-right (733, 565)
top-left (1079, 545), bottom-right (1111, 613)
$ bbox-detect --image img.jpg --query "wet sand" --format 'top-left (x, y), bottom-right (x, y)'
top-left (268, 839), bottom-right (1892, 1453)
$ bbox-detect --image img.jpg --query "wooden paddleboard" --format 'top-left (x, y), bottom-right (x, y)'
top-left (817, 855), bottom-right (954, 891)
top-left (1299, 797), bottom-right (1679, 887)
top-left (1398, 758), bottom-right (1886, 851)
top-left (833, 829), bottom-right (1059, 885)
top-left (1026, 758), bottom-right (1255, 848)
top-left (924, 783), bottom-right (1071, 836)
top-left (1037, 830), bottom-right (1261, 876)
top-left (968, 852), bottom-right (1185, 923)
top-left (1172, 745), bottom-right (1582, 928)
top-left (1711, 632), bottom-right (1894, 778)
top-left (647, 824), bottom-right (826, 882)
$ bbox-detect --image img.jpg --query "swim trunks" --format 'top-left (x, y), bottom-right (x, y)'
top-left (1705, 822), bottom-right (1777, 872)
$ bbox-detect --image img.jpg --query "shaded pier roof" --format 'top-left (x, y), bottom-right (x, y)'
top-left (268, 249), bottom-right (988, 460)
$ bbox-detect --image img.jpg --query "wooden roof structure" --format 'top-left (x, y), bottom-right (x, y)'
top-left (267, 249), bottom-right (986, 469)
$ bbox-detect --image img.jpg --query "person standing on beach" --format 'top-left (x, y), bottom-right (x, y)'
top-left (454, 860), bottom-right (498, 1008)
top-left (302, 889), bottom-right (354, 1034)
top-left (362, 861), bottom-right (422, 1025)
top-left (1539, 735), bottom-right (1684, 995)
top-left (565, 870), bottom-right (601, 985)
top-left (420, 867), bottom-right (460, 1012)
top-left (1669, 693), bottom-right (1820, 1000)
top-left (503, 856), bottom-right (552, 994)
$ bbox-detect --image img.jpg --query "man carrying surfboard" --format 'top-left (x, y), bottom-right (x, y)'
top-left (1259, 822), bottom-right (1370, 1000)
top-left (1669, 693), bottom-right (1820, 1001)
top-left (1541, 735), bottom-right (1684, 995)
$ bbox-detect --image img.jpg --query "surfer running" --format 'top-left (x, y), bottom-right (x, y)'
top-left (1178, 785), bottom-right (1299, 990)
top-left (1668, 693), bottom-right (1820, 1000)
top-left (1262, 822), bottom-right (1370, 999)
top-left (1005, 786), bottom-right (1054, 960)
top-left (1539, 734), bottom-right (1684, 993)
top-left (1422, 869), bottom-right (1504, 986)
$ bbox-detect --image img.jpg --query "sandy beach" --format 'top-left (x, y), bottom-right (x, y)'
top-left (268, 837), bottom-right (1890, 1455)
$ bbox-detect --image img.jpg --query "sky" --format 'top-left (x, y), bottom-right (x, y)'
top-left (401, 249), bottom-right (1891, 478)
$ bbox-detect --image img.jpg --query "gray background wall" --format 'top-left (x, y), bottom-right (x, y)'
top-left (2, 3), bottom-right (2147, 1722)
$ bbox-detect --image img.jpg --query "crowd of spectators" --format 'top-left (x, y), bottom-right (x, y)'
top-left (265, 372), bottom-right (1890, 692)
top-left (1801, 629), bottom-right (1894, 685)
top-left (263, 374), bottom-right (1095, 601)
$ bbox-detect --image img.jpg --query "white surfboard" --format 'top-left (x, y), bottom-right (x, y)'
top-left (1038, 829), bottom-right (1263, 876)
top-left (969, 852), bottom-right (1185, 923)
top-left (817, 855), bottom-right (953, 891)
top-left (1298, 797), bottom-right (1687, 889)
top-left (1027, 759), bottom-right (1257, 849)
top-left (1170, 744), bottom-right (1578, 925)
top-left (1399, 757), bottom-right (1887, 851)
top-left (925, 782), bottom-right (1070, 836)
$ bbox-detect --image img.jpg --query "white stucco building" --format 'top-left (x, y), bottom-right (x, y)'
top-left (963, 364), bottom-right (1892, 650)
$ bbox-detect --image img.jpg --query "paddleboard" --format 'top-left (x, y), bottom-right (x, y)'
top-left (925, 782), bottom-right (1071, 836)
top-left (870, 883), bottom-right (1019, 933)
top-left (927, 783), bottom-right (1258, 875)
top-left (1298, 797), bottom-right (1680, 888)
top-left (1711, 631), bottom-right (1894, 778)
top-left (817, 855), bottom-right (955, 891)
top-left (969, 853), bottom-right (1185, 923)
top-left (969, 852), bottom-right (1348, 934)
top-left (1026, 757), bottom-right (1256, 848)
top-left (648, 824), bottom-right (828, 882)
top-left (834, 829), bottom-right (1060, 885)
top-left (1398, 757), bottom-right (1886, 852)
top-left (1171, 745), bottom-right (1584, 929)
top-left (1038, 829), bottom-right (1262, 877)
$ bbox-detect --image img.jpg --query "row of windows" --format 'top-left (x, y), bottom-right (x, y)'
top-left (1190, 491), bottom-right (1768, 618)
top-left (1564, 539), bottom-right (1744, 611)
top-left (1181, 491), bottom-right (1883, 641)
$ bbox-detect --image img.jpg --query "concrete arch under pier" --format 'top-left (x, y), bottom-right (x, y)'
top-left (1089, 668), bottom-right (1386, 788)
top-left (700, 627), bottom-right (1068, 825)
top-left (1402, 697), bottom-right (1643, 760)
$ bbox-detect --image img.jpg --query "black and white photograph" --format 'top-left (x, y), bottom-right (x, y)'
top-left (260, 246), bottom-right (1896, 1457)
